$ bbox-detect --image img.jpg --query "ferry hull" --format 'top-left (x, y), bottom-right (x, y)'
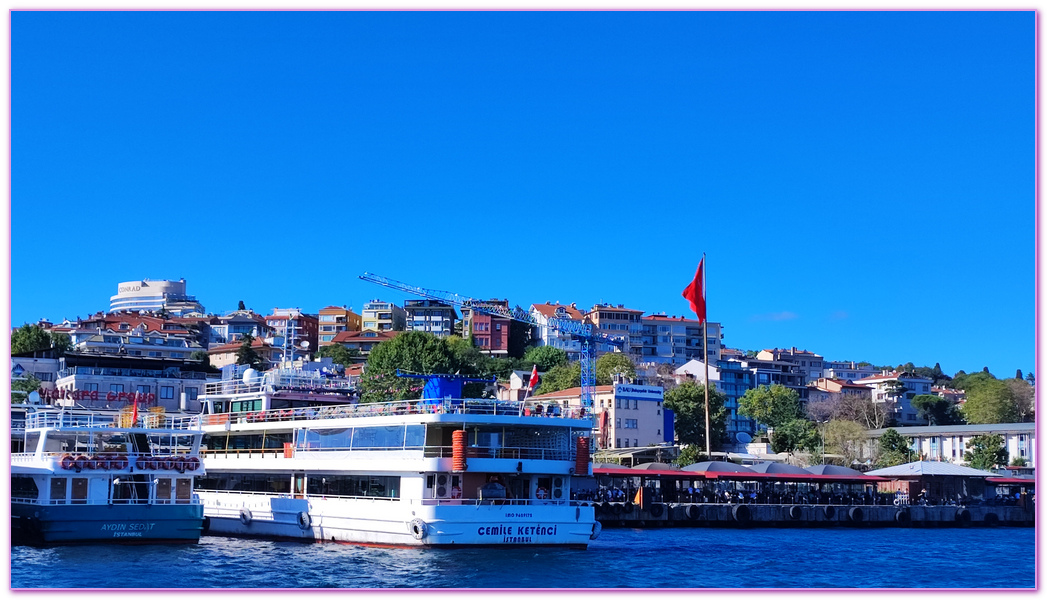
top-left (199, 492), bottom-right (597, 548)
top-left (11, 502), bottom-right (204, 545)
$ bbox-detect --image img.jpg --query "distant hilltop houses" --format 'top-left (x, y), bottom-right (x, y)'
top-left (11, 277), bottom-right (1029, 456)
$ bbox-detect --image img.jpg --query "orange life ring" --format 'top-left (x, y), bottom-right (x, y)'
top-left (60, 454), bottom-right (75, 470)
top-left (111, 454), bottom-right (129, 470)
top-left (91, 455), bottom-right (108, 470)
top-left (185, 456), bottom-right (201, 471)
top-left (73, 455), bottom-right (89, 470)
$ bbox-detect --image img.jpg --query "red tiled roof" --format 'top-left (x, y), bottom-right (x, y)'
top-left (530, 303), bottom-right (584, 321)
top-left (331, 329), bottom-right (399, 343)
top-left (207, 338), bottom-right (274, 354)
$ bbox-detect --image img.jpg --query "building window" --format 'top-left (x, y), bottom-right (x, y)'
top-left (616, 438), bottom-right (621, 448)
top-left (186, 388), bottom-right (199, 401)
top-left (615, 418), bottom-right (621, 428)
top-left (85, 383), bottom-right (99, 391)
top-left (137, 385), bottom-right (150, 395)
top-left (634, 439), bottom-right (638, 447)
top-left (110, 384), bottom-right (124, 393)
top-left (633, 400), bottom-right (638, 410)
top-left (160, 386), bottom-right (174, 400)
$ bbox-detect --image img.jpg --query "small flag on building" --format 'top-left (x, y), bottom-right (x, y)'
top-left (131, 396), bottom-right (139, 425)
top-left (528, 364), bottom-right (540, 390)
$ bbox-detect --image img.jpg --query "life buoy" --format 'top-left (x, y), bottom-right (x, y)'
top-left (649, 503), bottom-right (664, 518)
top-left (450, 486), bottom-right (462, 499)
top-left (409, 518), bottom-right (428, 540)
top-left (73, 455), bottom-right (89, 470)
top-left (91, 455), bottom-right (107, 470)
top-left (848, 507), bottom-right (864, 522)
top-left (893, 498), bottom-right (901, 507)
top-left (174, 457), bottom-right (187, 473)
top-left (590, 520), bottom-right (602, 540)
top-left (623, 501), bottom-right (634, 513)
top-left (297, 511), bottom-right (311, 530)
top-left (185, 456), bottom-right (201, 472)
top-left (60, 454), bottom-right (75, 470)
top-left (111, 454), bottom-right (128, 470)
top-left (536, 487), bottom-right (548, 500)
top-left (135, 456), bottom-right (149, 470)
top-left (789, 505), bottom-right (803, 520)
top-left (240, 509), bottom-right (253, 525)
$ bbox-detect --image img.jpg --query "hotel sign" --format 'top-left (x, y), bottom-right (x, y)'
top-left (40, 388), bottom-right (156, 403)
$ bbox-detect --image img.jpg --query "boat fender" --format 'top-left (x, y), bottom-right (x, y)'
top-left (590, 520), bottom-right (602, 540)
top-left (983, 512), bottom-right (999, 526)
top-left (60, 454), bottom-right (75, 470)
top-left (297, 511), bottom-right (311, 530)
top-left (685, 505), bottom-right (699, 520)
top-left (789, 505), bottom-right (803, 520)
top-left (649, 503), bottom-right (664, 518)
top-left (823, 505), bottom-right (836, 520)
top-left (202, 516), bottom-right (211, 534)
top-left (955, 508), bottom-right (971, 523)
top-left (409, 518), bottom-right (428, 540)
top-left (611, 502), bottom-right (623, 515)
top-left (732, 504), bottom-right (751, 523)
top-left (848, 507), bottom-right (864, 522)
top-left (623, 501), bottom-right (634, 513)
top-left (240, 509), bottom-right (253, 526)
top-left (895, 508), bottom-right (910, 523)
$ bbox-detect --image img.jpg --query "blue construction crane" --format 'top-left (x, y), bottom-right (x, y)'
top-left (358, 272), bottom-right (625, 414)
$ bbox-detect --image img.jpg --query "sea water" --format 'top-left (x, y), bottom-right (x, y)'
top-left (10, 527), bottom-right (1036, 589)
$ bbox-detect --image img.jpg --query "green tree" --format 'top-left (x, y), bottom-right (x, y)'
top-left (12, 373), bottom-right (42, 402)
top-left (1005, 378), bottom-right (1035, 422)
top-left (1025, 372), bottom-right (1035, 385)
top-left (675, 444), bottom-right (705, 467)
top-left (534, 362), bottom-right (581, 396)
top-left (737, 384), bottom-right (803, 429)
top-left (663, 381), bottom-right (728, 451)
top-left (359, 331), bottom-right (460, 403)
top-left (964, 434), bottom-right (1008, 470)
top-left (1011, 456), bottom-right (1027, 467)
top-left (11, 324), bottom-right (57, 354)
top-left (522, 346), bottom-right (568, 373)
top-left (770, 418), bottom-right (820, 454)
top-left (50, 332), bottom-right (72, 355)
top-left (910, 394), bottom-right (963, 426)
top-left (316, 344), bottom-right (361, 368)
top-left (962, 379), bottom-right (1020, 424)
top-left (877, 428), bottom-right (912, 467)
top-left (882, 380), bottom-right (908, 402)
top-left (189, 349), bottom-right (211, 365)
top-left (822, 419), bottom-right (867, 465)
top-left (595, 353), bottom-right (636, 385)
top-left (235, 333), bottom-right (265, 370)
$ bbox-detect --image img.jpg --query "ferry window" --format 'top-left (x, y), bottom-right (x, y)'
top-left (137, 385), bottom-right (150, 395)
top-left (405, 425), bottom-right (425, 449)
top-left (352, 426), bottom-right (406, 449)
top-left (156, 478), bottom-right (172, 501)
top-left (71, 478), bottom-right (88, 503)
top-left (175, 479), bottom-right (191, 503)
top-left (12, 476), bottom-right (39, 500)
top-left (50, 478), bottom-right (67, 503)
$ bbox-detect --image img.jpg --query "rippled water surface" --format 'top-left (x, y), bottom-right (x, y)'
top-left (11, 527), bottom-right (1035, 589)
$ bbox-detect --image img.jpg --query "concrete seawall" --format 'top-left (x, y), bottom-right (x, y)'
top-left (594, 502), bottom-right (1034, 528)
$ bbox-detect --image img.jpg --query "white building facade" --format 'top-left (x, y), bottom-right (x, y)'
top-left (109, 279), bottom-right (205, 316)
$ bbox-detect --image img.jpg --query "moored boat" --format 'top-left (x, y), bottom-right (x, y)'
top-left (193, 367), bottom-right (600, 548)
top-left (11, 407), bottom-right (206, 545)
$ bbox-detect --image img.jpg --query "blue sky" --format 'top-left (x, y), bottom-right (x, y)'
top-left (10, 11), bottom-right (1036, 378)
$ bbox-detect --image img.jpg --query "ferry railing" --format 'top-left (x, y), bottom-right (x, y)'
top-left (197, 398), bottom-right (589, 426)
top-left (12, 497), bottom-right (202, 506)
top-left (201, 445), bottom-right (574, 461)
top-left (26, 411), bottom-right (203, 432)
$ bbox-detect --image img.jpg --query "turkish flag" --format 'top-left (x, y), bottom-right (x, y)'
top-left (528, 364), bottom-right (540, 390)
top-left (682, 257), bottom-right (706, 323)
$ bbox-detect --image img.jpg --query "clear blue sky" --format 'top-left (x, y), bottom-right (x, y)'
top-left (11, 11), bottom-right (1036, 378)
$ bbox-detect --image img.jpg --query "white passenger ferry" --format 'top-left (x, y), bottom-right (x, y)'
top-left (11, 407), bottom-right (206, 545)
top-left (193, 367), bottom-right (600, 548)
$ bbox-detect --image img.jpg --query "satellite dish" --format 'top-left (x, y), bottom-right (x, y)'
top-left (27, 391), bottom-right (41, 405)
top-left (242, 368), bottom-right (259, 385)
top-left (300, 341), bottom-right (310, 349)
top-left (736, 432), bottom-right (753, 444)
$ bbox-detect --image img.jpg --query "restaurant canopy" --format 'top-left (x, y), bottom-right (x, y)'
top-left (748, 462), bottom-right (810, 475)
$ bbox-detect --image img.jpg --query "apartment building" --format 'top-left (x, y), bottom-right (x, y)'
top-left (852, 371), bottom-right (934, 425)
top-left (108, 278), bottom-right (205, 316)
top-left (640, 314), bottom-right (723, 366)
top-left (330, 329), bottom-right (399, 358)
top-left (823, 360), bottom-right (881, 382)
top-left (361, 299), bottom-right (406, 332)
top-left (459, 299), bottom-right (511, 355)
top-left (530, 383), bottom-right (672, 450)
top-left (403, 299), bottom-right (458, 337)
top-left (530, 302), bottom-right (586, 361)
top-left (584, 303), bottom-right (644, 361)
top-left (318, 305), bottom-right (362, 347)
top-left (864, 423), bottom-right (1035, 468)
top-left (266, 308), bottom-right (319, 361)
top-left (674, 357), bottom-right (757, 441)
top-left (756, 347), bottom-right (824, 384)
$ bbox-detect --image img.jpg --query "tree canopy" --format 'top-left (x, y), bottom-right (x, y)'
top-left (961, 378), bottom-right (1020, 424)
top-left (12, 324), bottom-right (69, 355)
top-left (663, 381), bottom-right (728, 451)
top-left (877, 428), bottom-right (912, 467)
top-left (964, 434), bottom-right (1008, 470)
top-left (738, 384), bottom-right (804, 429)
top-left (523, 346), bottom-right (569, 373)
top-left (360, 331), bottom-right (461, 403)
top-left (910, 394), bottom-right (963, 426)
top-left (822, 419), bottom-right (866, 465)
top-left (770, 418), bottom-right (820, 454)
top-left (595, 353), bottom-right (636, 385)
top-left (235, 333), bottom-right (266, 370)
top-left (534, 362), bottom-right (581, 396)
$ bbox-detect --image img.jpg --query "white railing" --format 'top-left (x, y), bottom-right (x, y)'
top-left (202, 445), bottom-right (575, 461)
top-left (26, 411), bottom-right (201, 432)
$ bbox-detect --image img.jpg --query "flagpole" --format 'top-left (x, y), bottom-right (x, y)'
top-left (702, 253), bottom-right (711, 460)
